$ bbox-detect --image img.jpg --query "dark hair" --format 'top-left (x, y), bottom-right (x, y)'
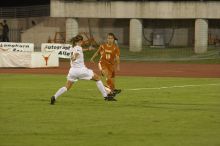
top-left (108, 33), bottom-right (118, 41)
top-left (71, 34), bottom-right (83, 45)
top-left (3, 20), bottom-right (7, 23)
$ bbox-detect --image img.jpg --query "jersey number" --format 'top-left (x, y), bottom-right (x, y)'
top-left (106, 54), bottom-right (111, 60)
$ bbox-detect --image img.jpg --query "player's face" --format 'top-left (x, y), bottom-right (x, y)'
top-left (80, 40), bottom-right (83, 45)
top-left (107, 35), bottom-right (114, 45)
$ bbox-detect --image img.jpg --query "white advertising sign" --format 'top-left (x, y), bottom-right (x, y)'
top-left (30, 52), bottom-right (59, 68)
top-left (41, 43), bottom-right (72, 58)
top-left (0, 42), bottom-right (34, 52)
top-left (0, 52), bottom-right (59, 68)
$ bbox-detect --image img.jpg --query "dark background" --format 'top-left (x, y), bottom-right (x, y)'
top-left (0, 0), bottom-right (50, 7)
top-left (0, 0), bottom-right (216, 7)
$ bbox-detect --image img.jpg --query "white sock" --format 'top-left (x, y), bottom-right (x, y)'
top-left (96, 80), bottom-right (107, 97)
top-left (54, 87), bottom-right (67, 99)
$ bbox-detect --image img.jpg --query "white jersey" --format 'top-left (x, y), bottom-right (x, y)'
top-left (67, 45), bottom-right (94, 82)
top-left (70, 45), bottom-right (85, 68)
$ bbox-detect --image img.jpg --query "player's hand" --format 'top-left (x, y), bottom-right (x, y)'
top-left (89, 46), bottom-right (95, 51)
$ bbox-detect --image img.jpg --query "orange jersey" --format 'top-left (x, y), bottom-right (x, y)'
top-left (99, 44), bottom-right (120, 65)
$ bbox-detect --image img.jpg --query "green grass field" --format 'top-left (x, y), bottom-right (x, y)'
top-left (0, 74), bottom-right (220, 146)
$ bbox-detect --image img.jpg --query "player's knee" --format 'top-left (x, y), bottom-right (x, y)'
top-left (92, 73), bottom-right (100, 81)
top-left (65, 81), bottom-right (73, 90)
top-left (95, 75), bottom-right (101, 81)
top-left (97, 76), bottom-right (101, 80)
top-left (65, 86), bottom-right (70, 90)
top-left (101, 69), bottom-right (108, 76)
top-left (66, 86), bottom-right (71, 90)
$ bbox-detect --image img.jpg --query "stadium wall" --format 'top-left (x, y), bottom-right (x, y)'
top-left (76, 19), bottom-right (195, 47)
top-left (0, 17), bottom-right (50, 42)
top-left (51, 1), bottom-right (220, 19)
top-left (2, 17), bottom-right (220, 48)
top-left (49, 0), bottom-right (220, 53)
top-left (21, 17), bottom-right (65, 50)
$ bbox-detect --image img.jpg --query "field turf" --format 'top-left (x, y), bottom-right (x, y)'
top-left (0, 74), bottom-right (220, 146)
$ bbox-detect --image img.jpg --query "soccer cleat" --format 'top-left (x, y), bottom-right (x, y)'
top-left (107, 97), bottom-right (117, 101)
top-left (50, 96), bottom-right (56, 105)
top-left (109, 92), bottom-right (116, 97)
top-left (104, 94), bottom-right (117, 101)
top-left (113, 89), bottom-right (121, 95)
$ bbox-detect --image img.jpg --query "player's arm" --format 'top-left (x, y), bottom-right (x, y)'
top-left (82, 46), bottom-right (95, 52)
top-left (115, 46), bottom-right (120, 71)
top-left (115, 55), bottom-right (120, 71)
top-left (90, 47), bottom-right (101, 63)
top-left (71, 52), bottom-right (79, 61)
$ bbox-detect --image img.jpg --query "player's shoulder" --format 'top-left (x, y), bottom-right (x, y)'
top-left (112, 44), bottom-right (119, 50)
top-left (112, 44), bottom-right (118, 48)
top-left (73, 45), bottom-right (82, 51)
top-left (115, 44), bottom-right (120, 50)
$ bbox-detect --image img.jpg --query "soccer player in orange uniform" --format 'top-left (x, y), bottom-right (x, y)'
top-left (91, 33), bottom-right (121, 95)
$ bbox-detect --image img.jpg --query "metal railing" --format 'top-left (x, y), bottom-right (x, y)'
top-left (0, 5), bottom-right (50, 18)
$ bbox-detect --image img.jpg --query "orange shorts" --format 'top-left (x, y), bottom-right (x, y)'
top-left (98, 61), bottom-right (115, 78)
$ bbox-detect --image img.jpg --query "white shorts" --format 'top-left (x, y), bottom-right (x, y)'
top-left (67, 67), bottom-right (94, 82)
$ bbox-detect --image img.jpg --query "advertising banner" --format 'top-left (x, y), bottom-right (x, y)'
top-left (41, 43), bottom-right (72, 58)
top-left (0, 42), bottom-right (34, 52)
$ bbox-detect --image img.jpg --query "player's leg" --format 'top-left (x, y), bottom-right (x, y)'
top-left (106, 77), bottom-right (114, 91)
top-left (55, 81), bottom-right (73, 99)
top-left (105, 66), bottom-right (115, 93)
top-left (98, 62), bottom-right (112, 92)
top-left (111, 70), bottom-right (121, 95)
top-left (91, 72), bottom-right (116, 101)
top-left (51, 68), bottom-right (77, 105)
top-left (99, 63), bottom-right (113, 89)
top-left (51, 80), bottom-right (73, 105)
top-left (91, 73), bottom-right (107, 97)
top-left (100, 67), bottom-right (117, 96)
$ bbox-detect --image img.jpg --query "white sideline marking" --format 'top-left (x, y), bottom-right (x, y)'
top-left (2, 83), bottom-right (220, 91)
top-left (86, 83), bottom-right (220, 91)
top-left (126, 83), bottom-right (220, 91)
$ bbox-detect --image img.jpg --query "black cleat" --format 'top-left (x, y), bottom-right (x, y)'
top-left (108, 92), bottom-right (116, 97)
top-left (107, 97), bottom-right (117, 101)
top-left (104, 94), bottom-right (117, 101)
top-left (50, 96), bottom-right (56, 105)
top-left (113, 89), bottom-right (121, 95)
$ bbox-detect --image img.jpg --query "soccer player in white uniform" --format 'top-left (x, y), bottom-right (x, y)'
top-left (50, 35), bottom-right (116, 104)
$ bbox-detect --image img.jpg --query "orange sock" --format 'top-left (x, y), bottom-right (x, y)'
top-left (107, 78), bottom-right (115, 91)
